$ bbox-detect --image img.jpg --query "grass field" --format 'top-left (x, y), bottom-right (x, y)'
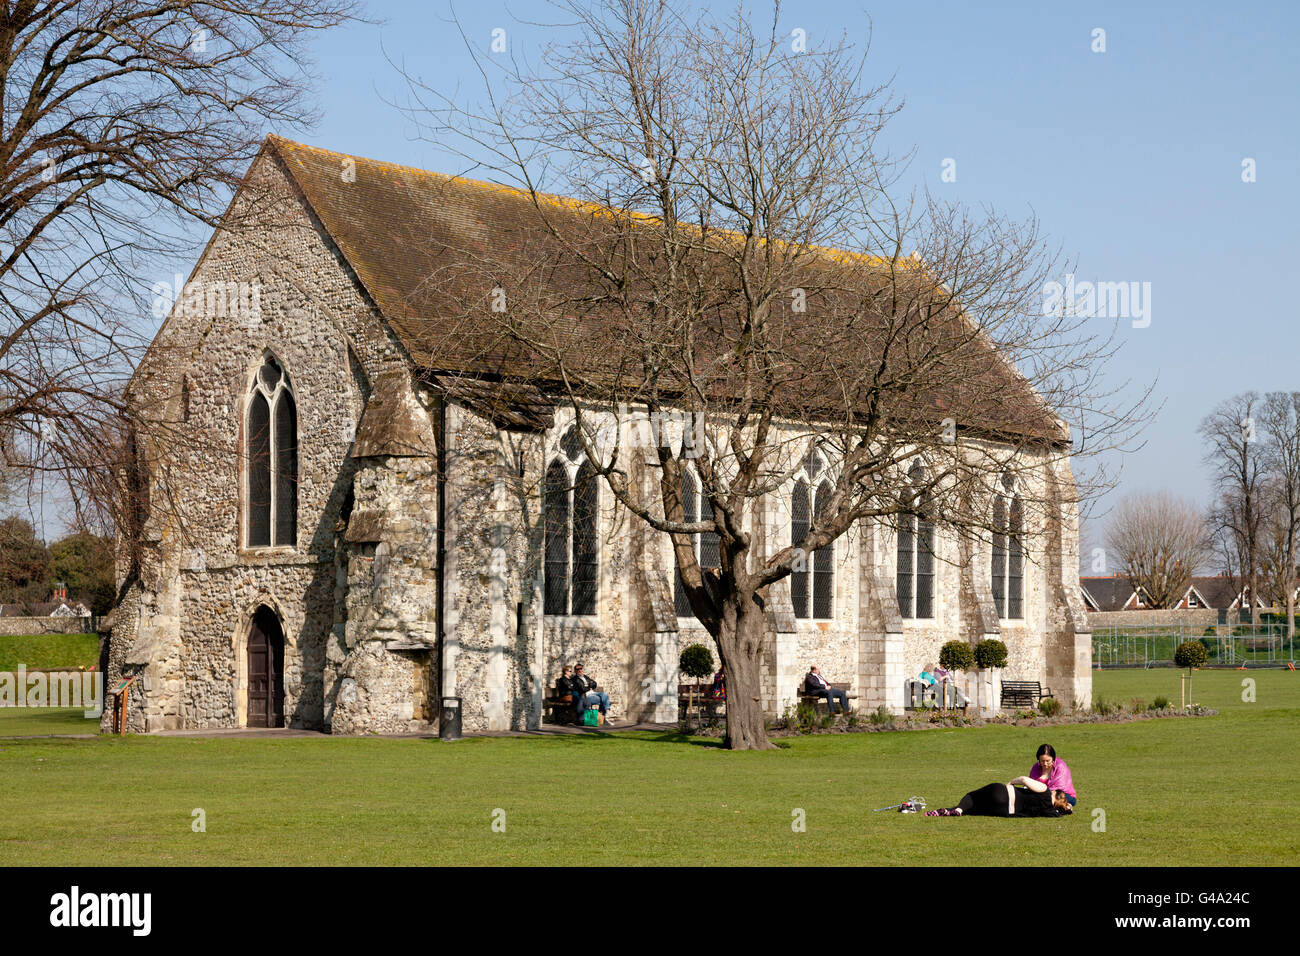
top-left (0, 633), bottom-right (98, 671)
top-left (1, 669), bottom-right (1296, 866)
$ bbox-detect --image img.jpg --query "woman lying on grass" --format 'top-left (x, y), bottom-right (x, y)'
top-left (924, 776), bottom-right (1074, 817)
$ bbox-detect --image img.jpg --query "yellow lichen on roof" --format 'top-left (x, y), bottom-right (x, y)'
top-left (266, 134), bottom-right (914, 270)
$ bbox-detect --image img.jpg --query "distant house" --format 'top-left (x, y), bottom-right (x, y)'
top-left (0, 582), bottom-right (92, 619)
top-left (1174, 575), bottom-right (1263, 611)
top-left (51, 602), bottom-right (92, 618)
top-left (1079, 572), bottom-right (1276, 613)
top-left (1079, 576), bottom-right (1150, 612)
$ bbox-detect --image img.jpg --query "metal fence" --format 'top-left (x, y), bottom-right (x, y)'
top-left (1091, 624), bottom-right (1297, 668)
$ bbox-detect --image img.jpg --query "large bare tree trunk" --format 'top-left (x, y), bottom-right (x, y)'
top-left (714, 592), bottom-right (777, 751)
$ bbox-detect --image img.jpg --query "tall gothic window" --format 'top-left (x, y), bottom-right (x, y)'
top-left (544, 426), bottom-right (599, 616)
top-left (674, 469), bottom-right (720, 617)
top-left (896, 464), bottom-right (935, 619)
top-left (246, 354), bottom-right (297, 548)
top-left (992, 474), bottom-right (1024, 619)
top-left (791, 450), bottom-right (834, 619)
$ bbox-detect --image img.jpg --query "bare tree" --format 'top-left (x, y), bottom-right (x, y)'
top-left (1104, 491), bottom-right (1207, 609)
top-left (0, 0), bottom-right (361, 533)
top-left (397, 0), bottom-right (1146, 748)
top-left (1258, 392), bottom-right (1300, 642)
top-left (1199, 392), bottom-right (1266, 622)
top-left (1259, 504), bottom-right (1292, 609)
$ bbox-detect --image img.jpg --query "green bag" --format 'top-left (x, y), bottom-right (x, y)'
top-left (582, 707), bottom-right (599, 726)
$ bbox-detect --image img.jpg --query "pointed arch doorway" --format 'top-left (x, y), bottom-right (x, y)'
top-left (247, 606), bottom-right (285, 728)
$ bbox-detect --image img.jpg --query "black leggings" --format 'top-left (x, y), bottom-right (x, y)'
top-left (950, 783), bottom-right (1011, 816)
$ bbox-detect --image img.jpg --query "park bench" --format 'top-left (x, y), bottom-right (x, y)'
top-left (797, 681), bottom-right (857, 715)
top-left (543, 682), bottom-right (617, 725)
top-left (542, 683), bottom-right (579, 724)
top-left (904, 678), bottom-right (967, 712)
top-left (1000, 680), bottom-right (1053, 709)
top-left (678, 683), bottom-right (726, 720)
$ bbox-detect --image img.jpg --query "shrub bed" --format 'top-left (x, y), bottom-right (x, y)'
top-left (710, 702), bottom-right (1220, 738)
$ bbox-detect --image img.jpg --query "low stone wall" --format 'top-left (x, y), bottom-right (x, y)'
top-left (1087, 609), bottom-right (1219, 629)
top-left (0, 617), bottom-right (93, 636)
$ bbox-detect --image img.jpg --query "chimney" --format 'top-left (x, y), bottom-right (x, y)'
top-left (53, 581), bottom-right (66, 600)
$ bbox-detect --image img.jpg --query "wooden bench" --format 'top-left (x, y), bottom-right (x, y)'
top-left (678, 683), bottom-right (726, 720)
top-left (542, 686), bottom-right (579, 724)
top-left (544, 684), bottom-right (617, 725)
top-left (1001, 680), bottom-right (1053, 709)
top-left (797, 681), bottom-right (857, 715)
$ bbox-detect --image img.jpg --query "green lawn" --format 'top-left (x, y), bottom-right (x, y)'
top-left (0, 707), bottom-right (99, 736)
top-left (1, 669), bottom-right (1296, 866)
top-left (0, 633), bottom-right (98, 671)
top-left (0, 633), bottom-right (102, 735)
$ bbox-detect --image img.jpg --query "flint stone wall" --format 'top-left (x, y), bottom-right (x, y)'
top-left (104, 146), bottom-right (407, 732)
top-left (0, 617), bottom-right (92, 636)
top-left (1087, 609), bottom-right (1220, 629)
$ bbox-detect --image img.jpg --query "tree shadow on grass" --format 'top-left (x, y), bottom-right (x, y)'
top-left (629, 730), bottom-right (728, 749)
top-left (502, 728), bottom-right (730, 749)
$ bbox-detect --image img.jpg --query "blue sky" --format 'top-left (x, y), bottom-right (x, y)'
top-left (127, 1), bottom-right (1299, 547)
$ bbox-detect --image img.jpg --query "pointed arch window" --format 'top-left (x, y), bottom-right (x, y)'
top-left (674, 468), bottom-right (720, 617)
top-left (791, 450), bottom-right (834, 620)
top-left (246, 354), bottom-right (297, 548)
top-left (544, 426), bottom-right (599, 616)
top-left (992, 474), bottom-right (1024, 619)
top-left (897, 463), bottom-right (935, 619)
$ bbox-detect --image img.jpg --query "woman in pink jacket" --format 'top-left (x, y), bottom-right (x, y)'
top-left (1030, 744), bottom-right (1077, 807)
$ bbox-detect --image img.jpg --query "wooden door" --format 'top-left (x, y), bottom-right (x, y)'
top-left (269, 621), bottom-right (284, 727)
top-left (247, 607), bottom-right (285, 728)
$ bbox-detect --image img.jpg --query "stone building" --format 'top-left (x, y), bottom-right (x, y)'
top-left (103, 135), bottom-right (1091, 734)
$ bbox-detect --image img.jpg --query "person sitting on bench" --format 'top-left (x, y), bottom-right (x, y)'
top-left (805, 665), bottom-right (851, 714)
top-left (570, 663), bottom-right (611, 721)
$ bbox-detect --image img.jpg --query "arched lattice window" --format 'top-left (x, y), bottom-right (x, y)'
top-left (674, 468), bottom-right (720, 617)
top-left (544, 426), bottom-right (599, 616)
top-left (992, 474), bottom-right (1024, 619)
top-left (246, 354), bottom-right (297, 548)
top-left (791, 450), bottom-right (834, 619)
top-left (897, 463), bottom-right (935, 619)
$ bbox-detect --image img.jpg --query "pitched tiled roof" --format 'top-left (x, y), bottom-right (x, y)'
top-left (262, 136), bottom-right (1067, 444)
top-left (1188, 576), bottom-right (1249, 609)
top-left (1079, 576), bottom-right (1141, 612)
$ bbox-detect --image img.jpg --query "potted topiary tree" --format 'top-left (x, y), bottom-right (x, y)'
top-left (679, 643), bottom-right (714, 729)
top-left (938, 640), bottom-right (975, 711)
top-left (973, 638), bottom-right (1009, 718)
top-left (1174, 640), bottom-right (1207, 709)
